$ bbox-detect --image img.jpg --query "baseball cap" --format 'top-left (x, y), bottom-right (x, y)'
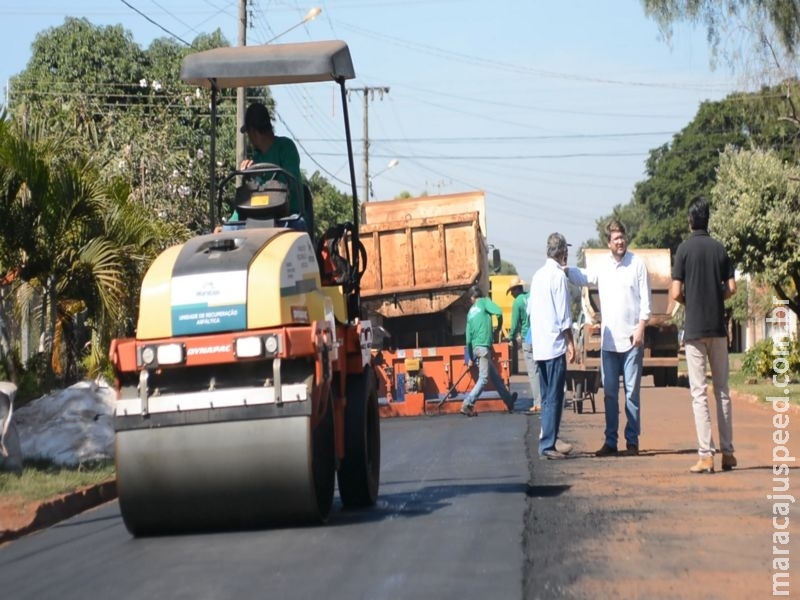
top-left (240, 102), bottom-right (270, 134)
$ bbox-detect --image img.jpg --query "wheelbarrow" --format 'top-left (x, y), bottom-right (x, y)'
top-left (565, 368), bottom-right (600, 414)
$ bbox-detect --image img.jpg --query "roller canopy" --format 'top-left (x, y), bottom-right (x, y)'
top-left (180, 40), bottom-right (355, 88)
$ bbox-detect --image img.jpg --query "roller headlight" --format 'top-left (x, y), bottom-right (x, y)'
top-left (156, 343), bottom-right (184, 365)
top-left (235, 336), bottom-right (263, 358)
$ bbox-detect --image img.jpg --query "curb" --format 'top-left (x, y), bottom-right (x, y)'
top-left (0, 479), bottom-right (117, 545)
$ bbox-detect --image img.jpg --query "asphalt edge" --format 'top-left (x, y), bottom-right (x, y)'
top-left (0, 479), bottom-right (117, 545)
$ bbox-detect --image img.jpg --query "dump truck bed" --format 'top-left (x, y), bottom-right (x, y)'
top-left (583, 248), bottom-right (677, 324)
top-left (359, 192), bottom-right (489, 319)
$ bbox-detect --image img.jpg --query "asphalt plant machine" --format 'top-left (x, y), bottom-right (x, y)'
top-left (109, 41), bottom-right (380, 535)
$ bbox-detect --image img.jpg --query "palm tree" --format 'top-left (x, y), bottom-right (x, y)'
top-left (0, 114), bottom-right (169, 383)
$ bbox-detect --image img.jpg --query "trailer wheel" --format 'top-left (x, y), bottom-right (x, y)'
top-left (338, 367), bottom-right (381, 508)
top-left (312, 389), bottom-right (336, 521)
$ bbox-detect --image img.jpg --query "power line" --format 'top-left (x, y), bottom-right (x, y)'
top-left (311, 151), bottom-right (649, 160)
top-left (337, 20), bottom-right (735, 92)
top-left (119, 0), bottom-right (192, 47)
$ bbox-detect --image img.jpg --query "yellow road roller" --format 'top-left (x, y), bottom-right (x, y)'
top-left (109, 40), bottom-right (380, 535)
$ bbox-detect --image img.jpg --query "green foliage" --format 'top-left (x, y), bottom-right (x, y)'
top-left (740, 338), bottom-right (800, 379)
top-left (589, 82), bottom-right (800, 254)
top-left (0, 109), bottom-right (187, 386)
top-left (307, 171), bottom-right (355, 239)
top-left (711, 146), bottom-right (800, 317)
top-left (725, 278), bottom-right (750, 323)
top-left (6, 18), bottom-right (252, 236)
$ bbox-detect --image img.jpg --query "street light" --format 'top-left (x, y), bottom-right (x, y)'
top-left (369, 158), bottom-right (399, 198)
top-left (266, 7), bottom-right (323, 44)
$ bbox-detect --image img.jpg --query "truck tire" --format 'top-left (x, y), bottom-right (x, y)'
top-left (338, 367), bottom-right (381, 508)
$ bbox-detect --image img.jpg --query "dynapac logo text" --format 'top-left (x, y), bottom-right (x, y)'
top-left (187, 345), bottom-right (232, 356)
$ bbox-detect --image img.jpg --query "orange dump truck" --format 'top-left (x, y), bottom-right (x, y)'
top-left (360, 191), bottom-right (510, 416)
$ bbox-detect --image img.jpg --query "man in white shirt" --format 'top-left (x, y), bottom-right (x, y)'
top-left (566, 219), bottom-right (651, 456)
top-left (528, 233), bottom-right (575, 459)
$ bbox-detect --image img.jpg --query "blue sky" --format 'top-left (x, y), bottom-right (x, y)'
top-left (0, 0), bottom-right (741, 277)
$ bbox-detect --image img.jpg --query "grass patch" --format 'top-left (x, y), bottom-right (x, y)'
top-left (728, 352), bottom-right (800, 405)
top-left (729, 370), bottom-right (800, 405)
top-left (0, 460), bottom-right (115, 503)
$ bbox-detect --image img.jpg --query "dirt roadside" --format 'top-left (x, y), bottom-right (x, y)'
top-left (523, 378), bottom-right (798, 600)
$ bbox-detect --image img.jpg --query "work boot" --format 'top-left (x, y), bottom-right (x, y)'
top-left (722, 453), bottom-right (737, 471)
top-left (555, 439), bottom-right (573, 454)
top-left (626, 443), bottom-right (639, 456)
top-left (689, 456), bottom-right (715, 474)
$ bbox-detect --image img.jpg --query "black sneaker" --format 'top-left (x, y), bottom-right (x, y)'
top-left (505, 391), bottom-right (518, 412)
top-left (595, 444), bottom-right (618, 457)
top-left (626, 443), bottom-right (639, 456)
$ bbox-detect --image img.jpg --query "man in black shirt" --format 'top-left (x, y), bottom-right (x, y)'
top-left (671, 197), bottom-right (737, 474)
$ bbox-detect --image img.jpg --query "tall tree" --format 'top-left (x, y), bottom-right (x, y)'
top-left (589, 82), bottom-right (800, 253)
top-left (0, 114), bottom-right (181, 381)
top-left (711, 146), bottom-right (800, 318)
top-left (8, 19), bottom-right (242, 234)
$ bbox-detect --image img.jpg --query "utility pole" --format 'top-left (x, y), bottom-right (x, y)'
top-left (236, 0), bottom-right (248, 168)
top-left (347, 86), bottom-right (389, 202)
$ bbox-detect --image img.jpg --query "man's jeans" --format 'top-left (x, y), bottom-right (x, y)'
top-left (522, 342), bottom-right (541, 409)
top-left (536, 353), bottom-right (566, 455)
top-left (600, 345), bottom-right (644, 448)
top-left (463, 346), bottom-right (514, 407)
top-left (685, 337), bottom-right (733, 457)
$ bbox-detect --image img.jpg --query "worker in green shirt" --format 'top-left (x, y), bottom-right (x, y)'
top-left (460, 285), bottom-right (517, 416)
top-left (223, 102), bottom-right (305, 230)
top-left (507, 276), bottom-right (541, 412)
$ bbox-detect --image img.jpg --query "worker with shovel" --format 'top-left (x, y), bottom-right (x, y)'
top-left (460, 286), bottom-right (518, 416)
